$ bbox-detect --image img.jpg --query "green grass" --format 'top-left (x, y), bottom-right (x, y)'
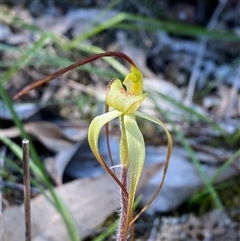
top-left (0, 123), bottom-right (80, 241)
top-left (1, 2), bottom-right (239, 240)
top-left (149, 92), bottom-right (239, 212)
top-left (149, 94), bottom-right (224, 210)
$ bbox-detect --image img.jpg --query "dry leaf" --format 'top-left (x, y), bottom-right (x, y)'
top-left (45, 135), bottom-right (119, 185)
top-left (1, 164), bottom-right (161, 241)
top-left (45, 142), bottom-right (82, 185)
top-left (45, 133), bottom-right (164, 185)
top-left (1, 121), bottom-right (87, 152)
top-left (1, 175), bottom-right (118, 241)
top-left (0, 100), bottom-right (40, 120)
top-left (217, 84), bottom-right (240, 117)
top-left (141, 147), bottom-right (240, 213)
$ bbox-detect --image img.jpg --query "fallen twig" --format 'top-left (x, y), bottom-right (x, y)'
top-left (22, 139), bottom-right (31, 241)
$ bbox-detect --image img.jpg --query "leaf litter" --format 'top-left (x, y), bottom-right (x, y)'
top-left (1, 162), bottom-right (161, 241)
top-left (1, 0), bottom-right (240, 240)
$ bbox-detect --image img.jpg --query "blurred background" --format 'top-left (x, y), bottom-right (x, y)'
top-left (1, 0), bottom-right (240, 240)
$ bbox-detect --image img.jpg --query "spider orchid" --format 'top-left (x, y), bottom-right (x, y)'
top-left (14, 52), bottom-right (172, 241)
top-left (88, 63), bottom-right (172, 241)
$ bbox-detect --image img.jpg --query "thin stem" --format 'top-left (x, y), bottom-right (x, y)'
top-left (117, 166), bottom-right (129, 241)
top-left (13, 52), bottom-right (137, 99)
top-left (105, 104), bottom-right (115, 172)
top-left (22, 139), bottom-right (31, 241)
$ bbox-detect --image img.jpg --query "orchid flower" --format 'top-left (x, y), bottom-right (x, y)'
top-left (88, 63), bottom-right (172, 241)
top-left (14, 52), bottom-right (172, 241)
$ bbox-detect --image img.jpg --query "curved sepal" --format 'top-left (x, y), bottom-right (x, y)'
top-left (88, 110), bottom-right (128, 191)
top-left (129, 111), bottom-right (173, 225)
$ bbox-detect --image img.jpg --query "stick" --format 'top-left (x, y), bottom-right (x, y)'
top-left (22, 139), bottom-right (31, 241)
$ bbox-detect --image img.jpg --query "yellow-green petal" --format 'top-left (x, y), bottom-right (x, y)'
top-left (123, 65), bottom-right (143, 95)
top-left (88, 110), bottom-right (122, 168)
top-left (106, 78), bottom-right (147, 114)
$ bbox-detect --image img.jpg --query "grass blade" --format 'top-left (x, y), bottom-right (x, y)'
top-left (150, 95), bottom-right (224, 210)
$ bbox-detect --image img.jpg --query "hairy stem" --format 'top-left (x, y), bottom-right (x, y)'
top-left (117, 166), bottom-right (129, 241)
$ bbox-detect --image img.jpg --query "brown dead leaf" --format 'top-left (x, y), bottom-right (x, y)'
top-left (216, 84), bottom-right (240, 117)
top-left (1, 164), bottom-right (161, 241)
top-left (1, 175), bottom-right (118, 241)
top-left (141, 147), bottom-right (240, 213)
top-left (0, 100), bottom-right (40, 120)
top-left (1, 121), bottom-right (87, 152)
top-left (45, 142), bottom-right (82, 185)
top-left (204, 66), bottom-right (240, 118)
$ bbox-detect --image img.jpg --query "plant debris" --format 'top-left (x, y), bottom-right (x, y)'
top-left (1, 0), bottom-right (240, 240)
